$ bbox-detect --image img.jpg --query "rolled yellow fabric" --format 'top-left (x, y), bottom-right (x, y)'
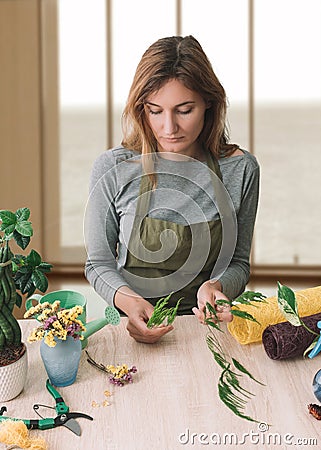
top-left (227, 286), bottom-right (321, 345)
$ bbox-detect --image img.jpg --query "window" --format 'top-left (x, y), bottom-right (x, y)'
top-left (47, 0), bottom-right (321, 272)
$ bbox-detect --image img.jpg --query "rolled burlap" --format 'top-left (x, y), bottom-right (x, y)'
top-left (227, 286), bottom-right (321, 345)
top-left (262, 313), bottom-right (321, 360)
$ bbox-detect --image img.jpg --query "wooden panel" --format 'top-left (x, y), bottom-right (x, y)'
top-left (41, 0), bottom-right (61, 262)
top-left (0, 0), bottom-right (42, 252)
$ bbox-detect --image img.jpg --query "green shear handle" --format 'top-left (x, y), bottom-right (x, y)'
top-left (45, 379), bottom-right (69, 414)
top-left (0, 408), bottom-right (55, 430)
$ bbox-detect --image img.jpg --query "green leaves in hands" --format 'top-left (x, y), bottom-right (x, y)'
top-left (205, 291), bottom-right (267, 327)
top-left (230, 290), bottom-right (267, 324)
top-left (204, 302), bottom-right (222, 332)
top-left (232, 290), bottom-right (267, 307)
top-left (147, 293), bottom-right (182, 328)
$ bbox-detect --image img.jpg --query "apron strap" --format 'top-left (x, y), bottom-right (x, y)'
top-left (136, 174), bottom-right (153, 218)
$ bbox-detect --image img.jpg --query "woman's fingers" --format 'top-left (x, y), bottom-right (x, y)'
top-left (192, 306), bottom-right (205, 323)
top-left (193, 303), bottom-right (233, 324)
top-left (215, 309), bottom-right (233, 322)
top-left (127, 319), bottom-right (173, 343)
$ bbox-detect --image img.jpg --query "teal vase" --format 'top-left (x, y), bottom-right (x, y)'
top-left (40, 336), bottom-right (82, 387)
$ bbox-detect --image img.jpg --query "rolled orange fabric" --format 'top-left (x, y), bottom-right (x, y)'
top-left (227, 286), bottom-right (321, 345)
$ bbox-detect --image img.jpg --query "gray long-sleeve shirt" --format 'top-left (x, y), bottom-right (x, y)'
top-left (84, 146), bottom-right (260, 308)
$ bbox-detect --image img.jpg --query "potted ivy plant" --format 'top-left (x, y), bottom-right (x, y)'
top-left (0, 207), bottom-right (52, 401)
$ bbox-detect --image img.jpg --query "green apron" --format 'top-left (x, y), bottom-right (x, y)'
top-left (122, 152), bottom-right (223, 315)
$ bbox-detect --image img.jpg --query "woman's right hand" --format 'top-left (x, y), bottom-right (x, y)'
top-left (114, 286), bottom-right (173, 344)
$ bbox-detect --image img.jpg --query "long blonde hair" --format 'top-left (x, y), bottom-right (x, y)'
top-left (121, 36), bottom-right (239, 180)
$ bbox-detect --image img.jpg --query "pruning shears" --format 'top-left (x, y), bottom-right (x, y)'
top-left (0, 379), bottom-right (93, 436)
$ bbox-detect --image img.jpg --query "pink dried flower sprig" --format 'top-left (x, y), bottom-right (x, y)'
top-left (24, 300), bottom-right (86, 347)
top-left (108, 365), bottom-right (138, 387)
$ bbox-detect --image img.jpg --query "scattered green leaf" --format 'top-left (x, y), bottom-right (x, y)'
top-left (204, 292), bottom-right (267, 423)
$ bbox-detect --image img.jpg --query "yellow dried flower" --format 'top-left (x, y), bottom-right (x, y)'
top-left (25, 300), bottom-right (86, 347)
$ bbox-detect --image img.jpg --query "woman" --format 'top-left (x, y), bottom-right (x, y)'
top-left (85, 36), bottom-right (260, 343)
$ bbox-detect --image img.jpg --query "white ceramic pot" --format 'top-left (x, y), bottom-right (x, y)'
top-left (0, 345), bottom-right (28, 402)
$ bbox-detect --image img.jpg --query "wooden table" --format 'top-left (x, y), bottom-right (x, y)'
top-left (1, 317), bottom-right (321, 450)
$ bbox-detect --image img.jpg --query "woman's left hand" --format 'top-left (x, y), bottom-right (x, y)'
top-left (192, 280), bottom-right (233, 324)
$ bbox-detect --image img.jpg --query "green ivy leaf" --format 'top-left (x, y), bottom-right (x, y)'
top-left (277, 281), bottom-right (301, 326)
top-left (0, 210), bottom-right (16, 233)
top-left (15, 207), bottom-right (30, 221)
top-left (31, 269), bottom-right (48, 293)
top-left (15, 220), bottom-right (33, 237)
top-left (13, 230), bottom-right (30, 250)
top-left (38, 262), bottom-right (53, 273)
top-left (26, 249), bottom-right (42, 267)
top-left (1, 223), bottom-right (16, 235)
top-left (19, 273), bottom-right (34, 295)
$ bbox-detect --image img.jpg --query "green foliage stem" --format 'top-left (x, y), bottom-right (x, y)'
top-left (205, 290), bottom-right (267, 423)
top-left (147, 293), bottom-right (182, 328)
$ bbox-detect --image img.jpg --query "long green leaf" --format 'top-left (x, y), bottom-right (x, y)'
top-left (277, 282), bottom-right (301, 326)
top-left (205, 301), bottom-right (217, 316)
top-left (231, 309), bottom-right (260, 324)
top-left (233, 291), bottom-right (267, 305)
top-left (232, 358), bottom-right (265, 385)
top-left (205, 319), bottom-right (223, 331)
top-left (215, 299), bottom-right (230, 306)
top-left (206, 328), bottom-right (264, 423)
